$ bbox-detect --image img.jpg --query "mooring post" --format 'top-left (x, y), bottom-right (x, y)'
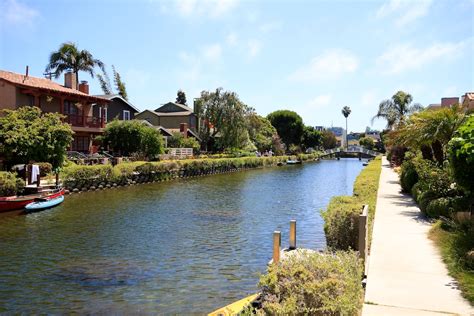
top-left (36, 174), bottom-right (41, 187)
top-left (289, 220), bottom-right (296, 250)
top-left (358, 205), bottom-right (369, 270)
top-left (55, 172), bottom-right (60, 186)
top-left (273, 231), bottom-right (281, 264)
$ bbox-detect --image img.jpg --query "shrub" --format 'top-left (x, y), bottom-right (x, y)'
top-left (258, 251), bottom-right (363, 315)
top-left (418, 190), bottom-right (438, 214)
top-left (411, 182), bottom-right (423, 203)
top-left (0, 172), bottom-right (24, 197)
top-left (426, 197), bottom-right (451, 218)
top-left (448, 115), bottom-right (474, 193)
top-left (322, 196), bottom-right (361, 250)
top-left (400, 159), bottom-right (418, 193)
top-left (323, 157), bottom-right (382, 251)
top-left (37, 162), bottom-right (53, 177)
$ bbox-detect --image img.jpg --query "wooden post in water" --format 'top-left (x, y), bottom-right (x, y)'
top-left (289, 220), bottom-right (296, 250)
top-left (55, 173), bottom-right (60, 186)
top-left (36, 174), bottom-right (41, 187)
top-left (273, 231), bottom-right (281, 264)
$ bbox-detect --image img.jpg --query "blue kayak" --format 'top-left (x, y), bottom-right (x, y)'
top-left (25, 195), bottom-right (64, 212)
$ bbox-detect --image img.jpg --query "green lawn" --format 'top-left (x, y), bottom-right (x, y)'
top-left (429, 220), bottom-right (474, 305)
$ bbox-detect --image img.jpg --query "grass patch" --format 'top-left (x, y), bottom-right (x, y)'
top-left (429, 220), bottom-right (474, 305)
top-left (323, 156), bottom-right (382, 250)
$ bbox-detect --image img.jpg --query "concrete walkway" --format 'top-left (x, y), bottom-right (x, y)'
top-left (363, 157), bottom-right (473, 316)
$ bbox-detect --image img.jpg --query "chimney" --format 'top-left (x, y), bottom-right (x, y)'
top-left (78, 80), bottom-right (89, 94)
top-left (64, 71), bottom-right (77, 89)
top-left (180, 123), bottom-right (188, 138)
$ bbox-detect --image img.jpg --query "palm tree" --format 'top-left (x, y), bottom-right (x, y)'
top-left (341, 106), bottom-right (351, 149)
top-left (45, 42), bottom-right (104, 89)
top-left (372, 91), bottom-right (423, 129)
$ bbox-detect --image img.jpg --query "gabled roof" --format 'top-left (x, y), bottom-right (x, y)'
top-left (168, 128), bottom-right (202, 141)
top-left (155, 101), bottom-right (193, 113)
top-left (137, 120), bottom-right (173, 136)
top-left (93, 94), bottom-right (139, 112)
top-left (136, 109), bottom-right (193, 117)
top-left (0, 70), bottom-right (109, 102)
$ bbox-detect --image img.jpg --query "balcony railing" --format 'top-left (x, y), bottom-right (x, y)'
top-left (65, 115), bottom-right (104, 128)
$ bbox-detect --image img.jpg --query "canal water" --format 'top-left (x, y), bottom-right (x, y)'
top-left (0, 159), bottom-right (363, 314)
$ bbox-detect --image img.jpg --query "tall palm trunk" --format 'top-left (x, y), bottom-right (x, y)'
top-left (345, 117), bottom-right (348, 149)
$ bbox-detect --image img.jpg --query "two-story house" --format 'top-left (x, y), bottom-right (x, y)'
top-left (0, 69), bottom-right (110, 154)
top-left (135, 102), bottom-right (200, 141)
top-left (92, 94), bottom-right (139, 122)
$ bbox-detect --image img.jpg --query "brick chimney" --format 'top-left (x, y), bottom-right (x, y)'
top-left (64, 71), bottom-right (77, 89)
top-left (180, 123), bottom-right (188, 138)
top-left (78, 81), bottom-right (89, 94)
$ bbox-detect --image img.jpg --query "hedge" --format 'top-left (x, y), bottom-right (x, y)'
top-left (61, 154), bottom-right (321, 192)
top-left (322, 157), bottom-right (382, 251)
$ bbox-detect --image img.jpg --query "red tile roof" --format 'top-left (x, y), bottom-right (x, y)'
top-left (0, 70), bottom-right (108, 102)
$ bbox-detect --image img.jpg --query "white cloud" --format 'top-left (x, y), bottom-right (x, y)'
top-left (202, 43), bottom-right (222, 60)
top-left (226, 32), bottom-right (238, 46)
top-left (247, 39), bottom-right (262, 58)
top-left (289, 49), bottom-right (359, 82)
top-left (307, 94), bottom-right (332, 109)
top-left (376, 41), bottom-right (466, 74)
top-left (259, 21), bottom-right (282, 33)
top-left (361, 91), bottom-right (377, 108)
top-left (164, 0), bottom-right (239, 18)
top-left (376, 0), bottom-right (432, 27)
top-left (0, 0), bottom-right (39, 26)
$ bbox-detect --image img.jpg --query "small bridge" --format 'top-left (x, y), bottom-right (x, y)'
top-left (322, 145), bottom-right (379, 158)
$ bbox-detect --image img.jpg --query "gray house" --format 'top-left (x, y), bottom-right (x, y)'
top-left (93, 94), bottom-right (139, 122)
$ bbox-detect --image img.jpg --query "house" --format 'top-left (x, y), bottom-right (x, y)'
top-left (441, 97), bottom-right (459, 107)
top-left (461, 92), bottom-right (474, 109)
top-left (135, 102), bottom-right (200, 142)
top-left (136, 102), bottom-right (197, 131)
top-left (0, 69), bottom-right (110, 154)
top-left (92, 94), bottom-right (139, 122)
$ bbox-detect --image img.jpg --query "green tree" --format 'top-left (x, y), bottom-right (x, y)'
top-left (168, 132), bottom-right (200, 153)
top-left (302, 126), bottom-right (322, 150)
top-left (196, 88), bottom-right (250, 151)
top-left (176, 90), bottom-right (187, 105)
top-left (448, 115), bottom-right (474, 193)
top-left (321, 130), bottom-right (337, 149)
top-left (45, 42), bottom-right (104, 89)
top-left (341, 106), bottom-right (351, 149)
top-left (359, 136), bottom-right (374, 150)
top-left (0, 106), bottom-right (73, 168)
top-left (267, 110), bottom-right (304, 147)
top-left (112, 65), bottom-right (128, 100)
top-left (372, 91), bottom-right (423, 129)
top-left (97, 65), bottom-right (129, 100)
top-left (389, 106), bottom-right (466, 163)
top-left (101, 120), bottom-right (164, 159)
top-left (247, 113), bottom-right (277, 152)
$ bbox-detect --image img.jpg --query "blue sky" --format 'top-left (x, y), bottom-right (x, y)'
top-left (1, 0), bottom-right (473, 132)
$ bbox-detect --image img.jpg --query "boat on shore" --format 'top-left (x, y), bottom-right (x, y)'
top-left (24, 195), bottom-right (64, 213)
top-left (286, 160), bottom-right (302, 165)
top-left (0, 188), bottom-right (65, 213)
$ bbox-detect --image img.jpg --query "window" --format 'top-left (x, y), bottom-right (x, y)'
top-left (64, 101), bottom-right (80, 115)
top-left (72, 136), bottom-right (90, 153)
top-left (104, 108), bottom-right (108, 123)
top-left (123, 110), bottom-right (130, 120)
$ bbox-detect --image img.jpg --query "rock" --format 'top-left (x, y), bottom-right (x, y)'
top-left (72, 188), bottom-right (79, 193)
top-left (81, 187), bottom-right (88, 192)
top-left (98, 185), bottom-right (104, 189)
top-left (90, 186), bottom-right (96, 191)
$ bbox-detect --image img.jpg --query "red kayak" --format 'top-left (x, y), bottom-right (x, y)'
top-left (0, 188), bottom-right (65, 213)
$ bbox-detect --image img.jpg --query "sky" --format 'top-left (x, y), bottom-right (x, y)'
top-left (0, 0), bottom-right (473, 132)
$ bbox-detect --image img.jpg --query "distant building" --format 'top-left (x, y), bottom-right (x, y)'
top-left (441, 97), bottom-right (459, 107)
top-left (461, 92), bottom-right (474, 109)
top-left (314, 126), bottom-right (325, 131)
top-left (328, 127), bottom-right (344, 137)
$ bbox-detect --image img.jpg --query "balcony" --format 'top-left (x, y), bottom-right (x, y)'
top-left (65, 114), bottom-right (104, 128)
